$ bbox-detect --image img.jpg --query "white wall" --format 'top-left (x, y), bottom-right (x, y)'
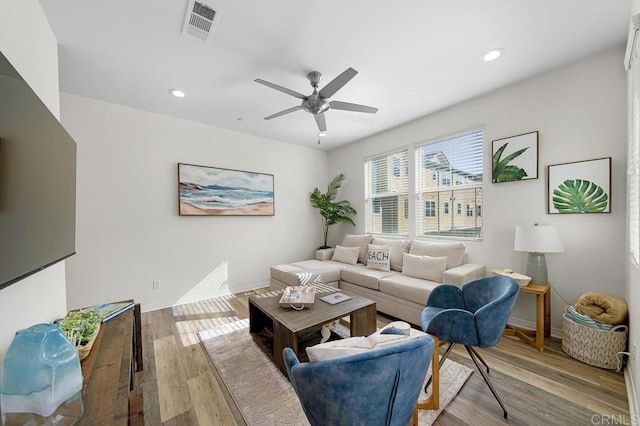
top-left (0, 1), bottom-right (68, 361)
top-left (60, 94), bottom-right (328, 311)
top-left (329, 46), bottom-right (628, 334)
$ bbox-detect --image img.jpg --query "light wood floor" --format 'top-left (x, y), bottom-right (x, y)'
top-left (141, 288), bottom-right (630, 425)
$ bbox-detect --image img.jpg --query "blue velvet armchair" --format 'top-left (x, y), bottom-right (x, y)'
top-left (421, 275), bottom-right (519, 418)
top-left (283, 335), bottom-right (435, 426)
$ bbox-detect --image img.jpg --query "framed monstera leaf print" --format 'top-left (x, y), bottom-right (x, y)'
top-left (547, 157), bottom-right (611, 214)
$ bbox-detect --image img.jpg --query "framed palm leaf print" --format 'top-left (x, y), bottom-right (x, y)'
top-left (492, 131), bottom-right (538, 183)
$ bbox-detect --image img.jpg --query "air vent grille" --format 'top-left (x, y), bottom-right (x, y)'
top-left (182, 0), bottom-right (220, 43)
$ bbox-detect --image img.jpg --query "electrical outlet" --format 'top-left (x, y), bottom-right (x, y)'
top-left (152, 280), bottom-right (161, 290)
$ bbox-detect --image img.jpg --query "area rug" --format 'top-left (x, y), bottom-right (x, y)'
top-left (199, 320), bottom-right (472, 426)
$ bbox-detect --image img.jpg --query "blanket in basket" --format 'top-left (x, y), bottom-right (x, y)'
top-left (575, 292), bottom-right (627, 325)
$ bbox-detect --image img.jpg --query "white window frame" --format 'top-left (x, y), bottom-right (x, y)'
top-left (414, 129), bottom-right (483, 240)
top-left (629, 32), bottom-right (640, 266)
top-left (364, 149), bottom-right (409, 236)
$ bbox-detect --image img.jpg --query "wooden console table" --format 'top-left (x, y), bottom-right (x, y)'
top-left (504, 283), bottom-right (551, 352)
top-left (78, 302), bottom-right (143, 425)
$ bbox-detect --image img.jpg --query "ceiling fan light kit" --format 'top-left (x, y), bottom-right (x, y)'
top-left (255, 67), bottom-right (378, 133)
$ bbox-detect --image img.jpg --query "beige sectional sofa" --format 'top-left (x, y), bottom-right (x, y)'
top-left (270, 235), bottom-right (486, 326)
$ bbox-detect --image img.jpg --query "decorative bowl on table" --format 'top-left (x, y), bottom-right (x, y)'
top-left (491, 269), bottom-right (532, 287)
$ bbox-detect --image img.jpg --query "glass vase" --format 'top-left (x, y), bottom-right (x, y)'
top-left (1, 323), bottom-right (83, 425)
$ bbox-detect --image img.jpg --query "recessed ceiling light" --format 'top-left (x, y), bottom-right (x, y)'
top-left (169, 89), bottom-right (186, 98)
top-left (482, 48), bottom-right (505, 62)
top-left (318, 132), bottom-right (326, 137)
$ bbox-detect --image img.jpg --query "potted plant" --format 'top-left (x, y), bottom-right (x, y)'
top-left (309, 173), bottom-right (356, 249)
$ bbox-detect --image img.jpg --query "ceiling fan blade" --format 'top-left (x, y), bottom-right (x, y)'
top-left (314, 112), bottom-right (327, 132)
top-left (255, 78), bottom-right (306, 99)
top-left (329, 100), bottom-right (378, 114)
top-left (318, 67), bottom-right (358, 99)
top-left (264, 105), bottom-right (303, 120)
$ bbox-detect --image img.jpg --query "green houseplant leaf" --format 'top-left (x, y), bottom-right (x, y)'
top-left (552, 179), bottom-right (608, 213)
top-left (492, 142), bottom-right (529, 183)
top-left (310, 174), bottom-right (356, 248)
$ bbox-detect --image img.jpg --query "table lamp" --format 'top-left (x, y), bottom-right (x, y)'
top-left (514, 224), bottom-right (564, 285)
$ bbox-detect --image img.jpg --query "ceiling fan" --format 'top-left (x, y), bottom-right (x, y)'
top-left (254, 67), bottom-right (378, 133)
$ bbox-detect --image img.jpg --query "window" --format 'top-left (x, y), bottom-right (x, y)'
top-left (442, 171), bottom-right (451, 186)
top-left (425, 201), bottom-right (436, 217)
top-left (476, 205), bottom-right (482, 217)
top-left (415, 129), bottom-right (483, 240)
top-left (365, 149), bottom-right (409, 235)
top-left (630, 40), bottom-right (640, 265)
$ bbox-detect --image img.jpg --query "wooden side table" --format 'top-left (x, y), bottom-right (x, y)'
top-left (504, 283), bottom-right (551, 352)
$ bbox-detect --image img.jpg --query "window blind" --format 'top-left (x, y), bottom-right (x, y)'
top-left (414, 129), bottom-right (483, 240)
top-left (364, 149), bottom-right (409, 235)
top-left (630, 43), bottom-right (640, 266)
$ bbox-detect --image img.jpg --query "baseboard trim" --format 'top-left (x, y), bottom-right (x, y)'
top-left (625, 366), bottom-right (638, 420)
top-left (140, 282), bottom-right (270, 313)
top-left (507, 315), bottom-right (563, 339)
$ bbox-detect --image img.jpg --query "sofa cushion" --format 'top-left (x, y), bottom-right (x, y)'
top-left (340, 234), bottom-right (373, 264)
top-left (401, 253), bottom-right (447, 283)
top-left (270, 260), bottom-right (344, 286)
top-left (341, 265), bottom-right (398, 291)
top-left (409, 240), bottom-right (466, 269)
top-left (331, 245), bottom-right (361, 265)
top-left (306, 333), bottom-right (414, 362)
top-left (366, 244), bottom-right (391, 272)
top-left (379, 274), bottom-right (442, 306)
top-left (371, 238), bottom-right (410, 272)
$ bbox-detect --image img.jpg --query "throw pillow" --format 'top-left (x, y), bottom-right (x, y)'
top-left (366, 244), bottom-right (391, 272)
top-left (401, 253), bottom-right (448, 283)
top-left (306, 333), bottom-right (412, 362)
top-left (340, 234), bottom-right (373, 264)
top-left (371, 237), bottom-right (410, 272)
top-left (409, 240), bottom-right (466, 269)
top-left (331, 245), bottom-right (360, 265)
top-left (376, 321), bottom-right (412, 336)
top-left (380, 326), bottom-right (406, 336)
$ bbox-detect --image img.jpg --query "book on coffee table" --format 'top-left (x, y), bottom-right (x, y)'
top-left (320, 293), bottom-right (352, 305)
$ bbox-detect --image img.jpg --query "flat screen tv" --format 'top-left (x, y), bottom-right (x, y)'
top-left (0, 51), bottom-right (76, 290)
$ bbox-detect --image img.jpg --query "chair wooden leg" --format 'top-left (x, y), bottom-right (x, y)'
top-left (465, 346), bottom-right (508, 418)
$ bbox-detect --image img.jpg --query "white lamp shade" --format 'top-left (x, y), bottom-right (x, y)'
top-left (514, 225), bottom-right (564, 253)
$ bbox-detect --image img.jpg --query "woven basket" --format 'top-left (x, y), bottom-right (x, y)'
top-left (562, 308), bottom-right (628, 370)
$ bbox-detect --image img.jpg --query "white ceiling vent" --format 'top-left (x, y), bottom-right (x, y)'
top-left (182, 0), bottom-right (220, 43)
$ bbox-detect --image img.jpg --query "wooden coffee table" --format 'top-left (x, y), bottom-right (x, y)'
top-left (248, 290), bottom-right (376, 375)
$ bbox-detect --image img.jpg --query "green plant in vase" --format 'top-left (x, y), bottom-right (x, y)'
top-left (310, 173), bottom-right (356, 249)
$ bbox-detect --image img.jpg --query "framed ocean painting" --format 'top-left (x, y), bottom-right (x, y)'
top-left (178, 163), bottom-right (275, 216)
